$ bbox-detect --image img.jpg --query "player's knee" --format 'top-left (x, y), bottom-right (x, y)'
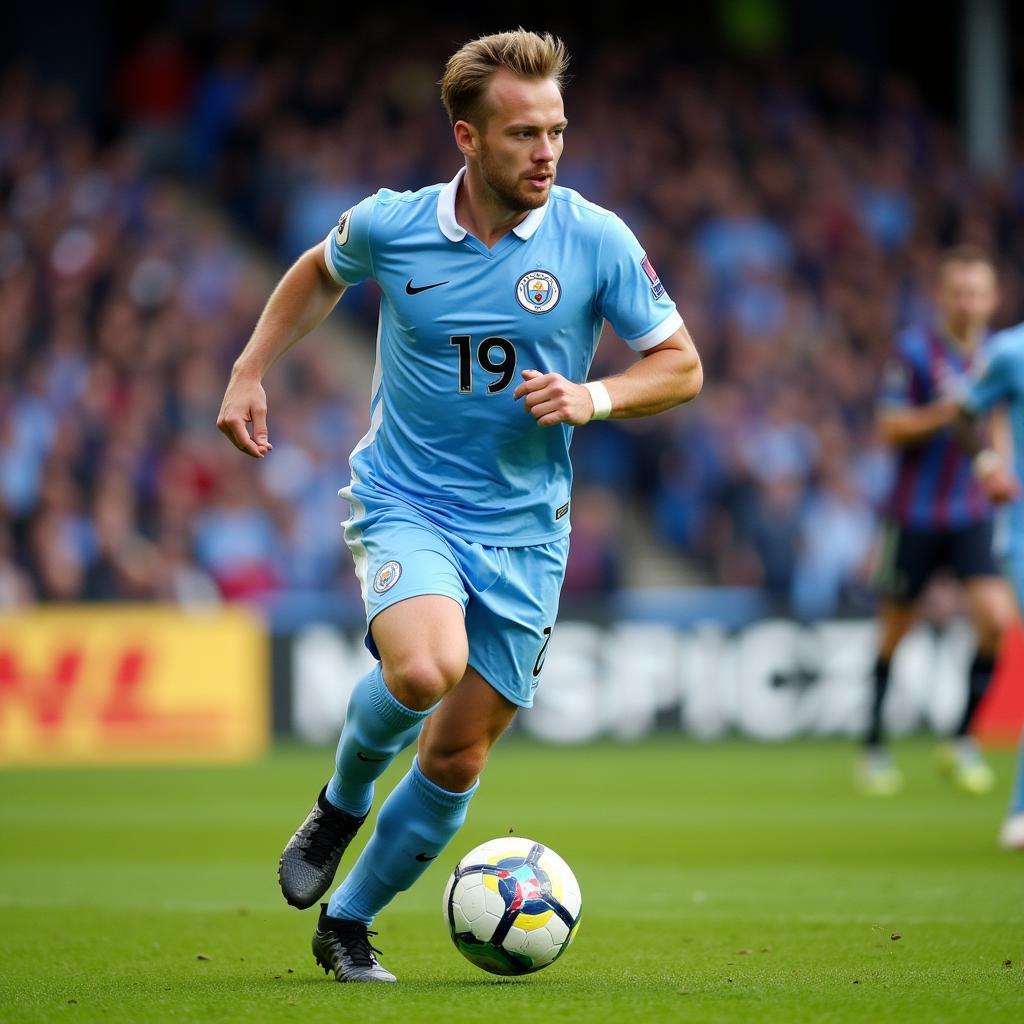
top-left (385, 653), bottom-right (465, 710)
top-left (993, 601), bottom-right (1016, 639)
top-left (978, 620), bottom-right (1010, 655)
top-left (420, 743), bottom-right (487, 793)
top-left (976, 597), bottom-right (1015, 651)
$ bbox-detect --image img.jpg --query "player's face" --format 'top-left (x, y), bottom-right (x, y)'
top-left (937, 261), bottom-right (999, 337)
top-left (474, 71), bottom-right (566, 212)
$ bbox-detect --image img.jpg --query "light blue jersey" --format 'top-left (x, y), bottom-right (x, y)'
top-left (964, 322), bottom-right (1024, 566)
top-left (323, 167), bottom-right (683, 545)
top-left (965, 322), bottom-right (1024, 821)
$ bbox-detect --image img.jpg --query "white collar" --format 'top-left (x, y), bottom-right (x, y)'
top-left (437, 166), bottom-right (549, 243)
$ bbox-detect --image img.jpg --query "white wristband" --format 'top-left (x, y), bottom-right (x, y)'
top-left (973, 449), bottom-right (1001, 478)
top-left (583, 381), bottom-right (612, 421)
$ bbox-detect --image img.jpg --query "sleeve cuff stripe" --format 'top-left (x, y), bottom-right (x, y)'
top-left (627, 309), bottom-right (684, 351)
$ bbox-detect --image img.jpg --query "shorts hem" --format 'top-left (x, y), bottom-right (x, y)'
top-left (466, 655), bottom-right (535, 710)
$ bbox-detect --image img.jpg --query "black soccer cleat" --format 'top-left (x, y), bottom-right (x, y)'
top-left (278, 786), bottom-right (367, 909)
top-left (312, 904), bottom-right (397, 983)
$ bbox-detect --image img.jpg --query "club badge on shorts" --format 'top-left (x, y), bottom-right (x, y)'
top-left (515, 270), bottom-right (560, 314)
top-left (373, 560), bottom-right (402, 593)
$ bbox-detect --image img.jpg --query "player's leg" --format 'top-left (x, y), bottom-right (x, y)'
top-left (324, 667), bottom-right (515, 923)
top-left (279, 510), bottom-right (469, 910)
top-left (312, 536), bottom-right (566, 982)
top-left (326, 595), bottom-right (469, 816)
top-left (859, 523), bottom-right (933, 794)
top-left (314, 667), bottom-right (516, 981)
top-left (859, 598), bottom-right (915, 794)
top-left (865, 598), bottom-right (917, 747)
top-left (942, 521), bottom-right (1014, 793)
top-left (960, 574), bottom-right (1013, 723)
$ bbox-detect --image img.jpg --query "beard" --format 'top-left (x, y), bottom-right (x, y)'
top-left (478, 144), bottom-right (554, 212)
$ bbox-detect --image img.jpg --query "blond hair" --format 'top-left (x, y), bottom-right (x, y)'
top-left (440, 29), bottom-right (569, 126)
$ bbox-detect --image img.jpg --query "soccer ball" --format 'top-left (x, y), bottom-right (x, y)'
top-left (442, 836), bottom-right (582, 976)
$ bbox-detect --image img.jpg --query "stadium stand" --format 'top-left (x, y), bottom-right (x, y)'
top-left (3, 17), bottom-right (1024, 622)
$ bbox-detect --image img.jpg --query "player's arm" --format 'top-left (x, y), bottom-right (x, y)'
top-left (992, 406), bottom-right (1013, 464)
top-left (952, 406), bottom-right (1019, 503)
top-left (217, 244), bottom-right (345, 458)
top-left (953, 344), bottom-right (1020, 502)
top-left (874, 344), bottom-right (964, 447)
top-left (516, 213), bottom-right (702, 427)
top-left (516, 324), bottom-right (700, 426)
top-left (514, 324), bottom-right (701, 427)
top-left (876, 401), bottom-right (960, 447)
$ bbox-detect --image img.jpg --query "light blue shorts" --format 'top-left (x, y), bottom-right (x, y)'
top-left (995, 508), bottom-right (1024, 609)
top-left (342, 490), bottom-right (568, 708)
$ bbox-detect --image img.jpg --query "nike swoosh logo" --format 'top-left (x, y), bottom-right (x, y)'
top-left (415, 852), bottom-right (438, 862)
top-left (406, 279), bottom-right (448, 295)
top-left (356, 752), bottom-right (388, 762)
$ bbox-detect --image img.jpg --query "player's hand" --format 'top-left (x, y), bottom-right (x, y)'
top-left (514, 370), bottom-right (595, 427)
top-left (216, 372), bottom-right (272, 458)
top-left (978, 464), bottom-right (1020, 504)
top-left (929, 398), bottom-right (962, 427)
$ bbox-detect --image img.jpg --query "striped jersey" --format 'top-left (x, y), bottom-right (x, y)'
top-left (323, 168), bottom-right (683, 545)
top-left (879, 325), bottom-right (993, 528)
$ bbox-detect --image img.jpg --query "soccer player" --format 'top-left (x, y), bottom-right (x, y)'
top-left (861, 247), bottom-right (1016, 796)
top-left (216, 30), bottom-right (702, 982)
top-left (958, 327), bottom-right (1024, 849)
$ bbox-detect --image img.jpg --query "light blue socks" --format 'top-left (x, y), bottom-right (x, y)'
top-left (325, 665), bottom-right (431, 818)
top-left (327, 757), bottom-right (478, 924)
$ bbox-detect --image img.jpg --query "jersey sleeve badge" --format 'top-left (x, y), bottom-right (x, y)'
top-left (640, 254), bottom-right (665, 298)
top-left (336, 209), bottom-right (352, 246)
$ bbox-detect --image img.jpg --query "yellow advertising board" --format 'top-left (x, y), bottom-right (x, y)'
top-left (0, 606), bottom-right (269, 764)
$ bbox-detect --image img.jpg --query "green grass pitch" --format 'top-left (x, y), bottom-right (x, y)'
top-left (1, 737), bottom-right (1022, 1023)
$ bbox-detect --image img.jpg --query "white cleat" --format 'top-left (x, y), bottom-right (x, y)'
top-left (939, 739), bottom-right (996, 795)
top-left (998, 812), bottom-right (1024, 850)
top-left (857, 748), bottom-right (904, 797)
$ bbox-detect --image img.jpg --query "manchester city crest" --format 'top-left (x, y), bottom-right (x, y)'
top-left (373, 560), bottom-right (402, 593)
top-left (515, 270), bottom-right (561, 314)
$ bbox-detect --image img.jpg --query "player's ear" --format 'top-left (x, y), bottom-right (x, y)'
top-left (453, 119), bottom-right (479, 158)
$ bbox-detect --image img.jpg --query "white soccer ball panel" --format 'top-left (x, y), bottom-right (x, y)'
top-left (504, 923), bottom-right (558, 964)
top-left (449, 902), bottom-right (471, 933)
top-left (481, 885), bottom-right (506, 922)
top-left (527, 927), bottom-right (561, 963)
top-left (557, 878), bottom-right (582, 917)
top-left (543, 916), bottom-right (570, 947)
top-left (501, 923), bottom-right (533, 956)
top-left (455, 875), bottom-right (487, 926)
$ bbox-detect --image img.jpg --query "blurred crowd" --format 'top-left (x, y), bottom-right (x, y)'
top-left (4, 19), bottom-right (1024, 620)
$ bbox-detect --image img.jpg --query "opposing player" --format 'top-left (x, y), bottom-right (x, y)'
top-left (959, 325), bottom-right (1024, 848)
top-left (861, 247), bottom-right (1016, 795)
top-left (216, 31), bottom-right (702, 982)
